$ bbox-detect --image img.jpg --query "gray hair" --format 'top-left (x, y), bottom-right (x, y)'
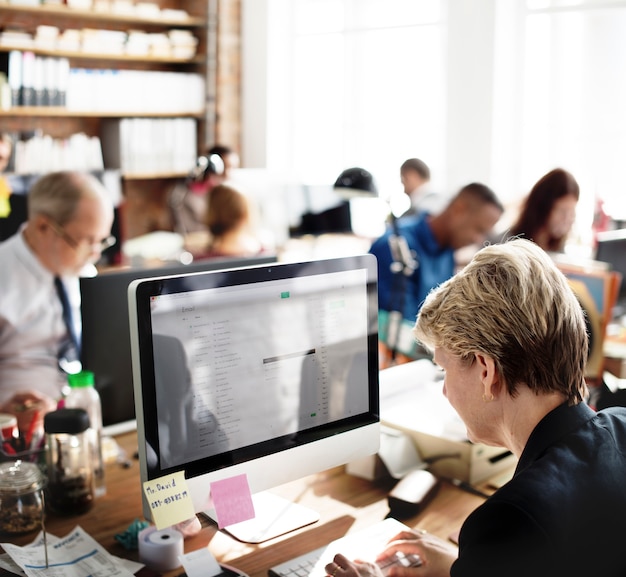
top-left (27, 171), bottom-right (110, 225)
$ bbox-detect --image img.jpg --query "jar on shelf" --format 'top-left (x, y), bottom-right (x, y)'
top-left (44, 408), bottom-right (94, 515)
top-left (0, 460), bottom-right (46, 535)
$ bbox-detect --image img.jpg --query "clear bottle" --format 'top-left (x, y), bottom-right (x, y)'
top-left (44, 408), bottom-right (94, 515)
top-left (64, 370), bottom-right (105, 497)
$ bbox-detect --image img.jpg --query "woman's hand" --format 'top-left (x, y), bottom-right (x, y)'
top-left (376, 530), bottom-right (458, 577)
top-left (325, 553), bottom-right (383, 577)
top-left (0, 391), bottom-right (56, 438)
top-left (324, 529), bottom-right (458, 577)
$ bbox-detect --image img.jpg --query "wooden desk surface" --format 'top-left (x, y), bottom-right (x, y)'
top-left (2, 432), bottom-right (490, 577)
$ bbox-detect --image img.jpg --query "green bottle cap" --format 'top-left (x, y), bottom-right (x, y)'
top-left (68, 370), bottom-right (95, 388)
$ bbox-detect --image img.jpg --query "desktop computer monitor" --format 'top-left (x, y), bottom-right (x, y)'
top-left (596, 229), bottom-right (626, 305)
top-left (128, 254), bottom-right (380, 542)
top-left (79, 255), bottom-right (276, 433)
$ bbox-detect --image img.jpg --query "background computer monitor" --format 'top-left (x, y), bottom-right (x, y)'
top-left (596, 228), bottom-right (626, 304)
top-left (128, 254), bottom-right (380, 542)
top-left (80, 255), bottom-right (276, 432)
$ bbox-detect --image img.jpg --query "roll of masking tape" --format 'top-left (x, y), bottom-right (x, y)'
top-left (138, 526), bottom-right (184, 572)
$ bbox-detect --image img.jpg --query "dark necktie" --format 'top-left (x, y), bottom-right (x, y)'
top-left (54, 276), bottom-right (81, 369)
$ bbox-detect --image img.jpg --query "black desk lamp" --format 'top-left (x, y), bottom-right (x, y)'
top-left (298, 167), bottom-right (379, 235)
top-left (333, 167), bottom-right (378, 198)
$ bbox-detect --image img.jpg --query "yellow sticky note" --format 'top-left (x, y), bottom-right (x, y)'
top-left (142, 470), bottom-right (196, 530)
top-left (0, 177), bottom-right (11, 218)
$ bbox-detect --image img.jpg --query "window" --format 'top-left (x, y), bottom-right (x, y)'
top-left (243, 0), bottom-right (445, 228)
top-left (244, 0), bottom-right (626, 252)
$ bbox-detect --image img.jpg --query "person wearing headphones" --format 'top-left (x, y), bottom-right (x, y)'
top-left (168, 152), bottom-right (226, 236)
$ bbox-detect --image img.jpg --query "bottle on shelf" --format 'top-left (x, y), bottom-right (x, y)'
top-left (63, 370), bottom-right (105, 497)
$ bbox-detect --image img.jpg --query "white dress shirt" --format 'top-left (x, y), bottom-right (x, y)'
top-left (410, 186), bottom-right (449, 216)
top-left (0, 229), bottom-right (81, 404)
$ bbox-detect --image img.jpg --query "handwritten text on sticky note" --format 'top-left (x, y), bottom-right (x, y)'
top-left (210, 474), bottom-right (255, 528)
top-left (143, 470), bottom-right (196, 530)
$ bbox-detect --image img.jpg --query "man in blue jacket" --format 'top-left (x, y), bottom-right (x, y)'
top-left (370, 182), bottom-right (502, 365)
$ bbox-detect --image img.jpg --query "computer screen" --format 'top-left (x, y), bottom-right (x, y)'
top-left (128, 254), bottom-right (380, 541)
top-left (595, 229), bottom-right (626, 302)
top-left (79, 255), bottom-right (276, 432)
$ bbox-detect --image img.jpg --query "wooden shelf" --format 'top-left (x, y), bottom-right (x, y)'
top-left (0, 0), bottom-right (211, 240)
top-left (6, 169), bottom-right (187, 180)
top-left (0, 3), bottom-right (205, 28)
top-left (0, 107), bottom-right (205, 117)
top-left (122, 171), bottom-right (187, 180)
top-left (0, 44), bottom-right (203, 64)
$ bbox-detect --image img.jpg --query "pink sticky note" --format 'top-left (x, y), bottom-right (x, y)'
top-left (210, 474), bottom-right (255, 528)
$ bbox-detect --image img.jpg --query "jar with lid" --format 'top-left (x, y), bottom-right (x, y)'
top-left (0, 460), bottom-right (45, 534)
top-left (44, 408), bottom-right (94, 515)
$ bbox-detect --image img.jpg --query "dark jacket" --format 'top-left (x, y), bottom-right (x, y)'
top-left (453, 402), bottom-right (626, 577)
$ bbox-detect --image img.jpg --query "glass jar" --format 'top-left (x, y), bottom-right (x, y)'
top-left (44, 408), bottom-right (94, 515)
top-left (0, 460), bottom-right (45, 535)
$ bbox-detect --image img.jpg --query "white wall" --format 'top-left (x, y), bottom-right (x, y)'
top-left (241, 0), bottom-right (501, 195)
top-left (241, 0), bottom-right (269, 168)
top-left (444, 0), bottom-right (496, 190)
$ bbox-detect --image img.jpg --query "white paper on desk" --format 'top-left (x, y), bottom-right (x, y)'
top-left (0, 554), bottom-right (26, 577)
top-left (1, 526), bottom-right (135, 577)
top-left (179, 547), bottom-right (222, 577)
top-left (114, 557), bottom-right (144, 575)
top-left (308, 518), bottom-right (411, 577)
top-left (0, 530), bottom-right (142, 577)
top-left (0, 531), bottom-right (61, 576)
top-left (380, 363), bottom-right (467, 441)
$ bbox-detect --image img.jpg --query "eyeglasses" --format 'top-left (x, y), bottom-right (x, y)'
top-left (48, 219), bottom-right (116, 253)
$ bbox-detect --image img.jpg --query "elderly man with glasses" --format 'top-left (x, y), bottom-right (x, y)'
top-left (0, 171), bottom-right (114, 433)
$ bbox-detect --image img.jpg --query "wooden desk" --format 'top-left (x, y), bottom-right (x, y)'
top-left (2, 432), bottom-right (490, 577)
